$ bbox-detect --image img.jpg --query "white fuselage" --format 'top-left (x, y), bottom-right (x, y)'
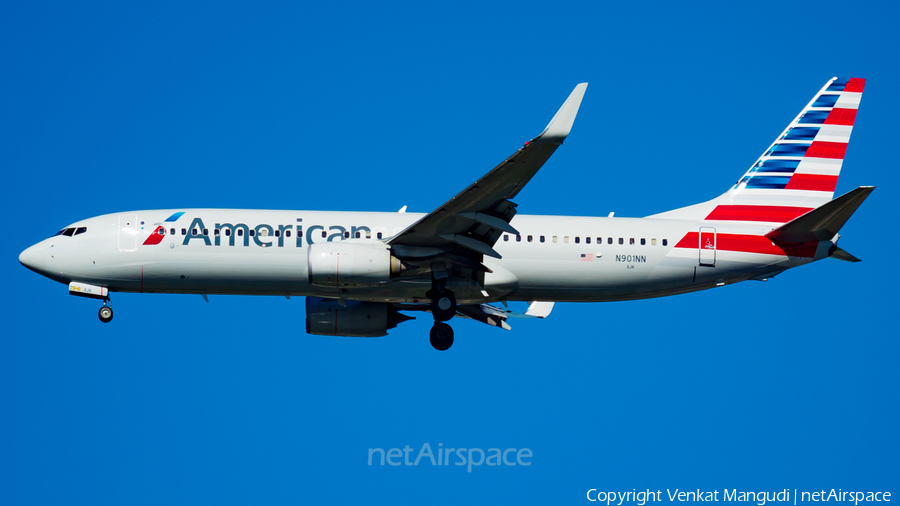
top-left (19, 209), bottom-right (831, 305)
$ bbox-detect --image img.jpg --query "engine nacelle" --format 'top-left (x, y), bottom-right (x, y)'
top-left (307, 242), bottom-right (402, 287)
top-left (305, 297), bottom-right (413, 337)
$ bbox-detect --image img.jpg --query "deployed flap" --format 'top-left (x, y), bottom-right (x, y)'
top-left (765, 186), bottom-right (874, 243)
top-left (524, 301), bottom-right (555, 318)
top-left (388, 84), bottom-right (588, 260)
top-left (455, 304), bottom-right (513, 330)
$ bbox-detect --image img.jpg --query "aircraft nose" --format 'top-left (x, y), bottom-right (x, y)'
top-left (19, 242), bottom-right (51, 274)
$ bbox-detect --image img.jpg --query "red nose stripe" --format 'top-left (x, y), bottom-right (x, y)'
top-left (142, 226), bottom-right (165, 245)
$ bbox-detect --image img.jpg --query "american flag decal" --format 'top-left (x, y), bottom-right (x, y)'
top-left (580, 254), bottom-right (593, 261)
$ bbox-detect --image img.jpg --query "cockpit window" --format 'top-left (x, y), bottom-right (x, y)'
top-left (54, 229), bottom-right (66, 236)
top-left (62, 228), bottom-right (76, 236)
top-left (74, 227), bottom-right (87, 236)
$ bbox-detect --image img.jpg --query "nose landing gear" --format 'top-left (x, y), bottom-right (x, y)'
top-left (98, 301), bottom-right (113, 323)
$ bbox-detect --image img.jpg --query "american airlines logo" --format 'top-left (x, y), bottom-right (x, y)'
top-left (142, 214), bottom-right (377, 248)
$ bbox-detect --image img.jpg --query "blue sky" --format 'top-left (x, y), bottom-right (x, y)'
top-left (1, 1), bottom-right (897, 504)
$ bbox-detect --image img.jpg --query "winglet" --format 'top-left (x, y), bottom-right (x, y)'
top-left (534, 83), bottom-right (588, 144)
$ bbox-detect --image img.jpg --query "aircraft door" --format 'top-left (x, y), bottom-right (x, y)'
top-left (699, 226), bottom-right (716, 266)
top-left (118, 214), bottom-right (138, 252)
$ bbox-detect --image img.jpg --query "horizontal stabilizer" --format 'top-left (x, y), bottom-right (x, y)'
top-left (765, 186), bottom-right (874, 243)
top-left (830, 246), bottom-right (861, 262)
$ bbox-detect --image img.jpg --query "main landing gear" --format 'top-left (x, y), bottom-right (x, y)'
top-left (98, 300), bottom-right (113, 323)
top-left (427, 284), bottom-right (456, 351)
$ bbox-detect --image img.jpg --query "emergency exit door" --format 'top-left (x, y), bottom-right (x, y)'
top-left (699, 226), bottom-right (716, 266)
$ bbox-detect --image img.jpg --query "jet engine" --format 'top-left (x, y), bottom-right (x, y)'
top-left (307, 243), bottom-right (404, 287)
top-left (305, 297), bottom-right (414, 337)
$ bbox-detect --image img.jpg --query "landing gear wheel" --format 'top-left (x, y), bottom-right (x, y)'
top-left (430, 322), bottom-right (454, 351)
top-left (430, 289), bottom-right (457, 322)
top-left (98, 305), bottom-right (113, 323)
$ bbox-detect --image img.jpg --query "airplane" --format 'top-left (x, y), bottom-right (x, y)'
top-left (19, 77), bottom-right (873, 351)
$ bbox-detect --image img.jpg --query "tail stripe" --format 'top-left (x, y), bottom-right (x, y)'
top-left (648, 78), bottom-right (865, 225)
top-left (784, 174), bottom-right (839, 192)
top-left (824, 108), bottom-right (857, 125)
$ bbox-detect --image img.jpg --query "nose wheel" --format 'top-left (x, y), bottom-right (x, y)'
top-left (98, 303), bottom-right (113, 323)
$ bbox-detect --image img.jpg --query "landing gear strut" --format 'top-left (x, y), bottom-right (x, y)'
top-left (98, 300), bottom-right (113, 323)
top-left (427, 283), bottom-right (456, 350)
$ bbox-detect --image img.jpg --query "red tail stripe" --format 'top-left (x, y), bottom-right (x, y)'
top-left (823, 108), bottom-right (857, 126)
top-left (806, 141), bottom-right (848, 159)
top-left (675, 232), bottom-right (817, 258)
top-left (705, 205), bottom-right (814, 223)
top-left (844, 78), bottom-right (866, 93)
top-left (784, 173), bottom-right (839, 192)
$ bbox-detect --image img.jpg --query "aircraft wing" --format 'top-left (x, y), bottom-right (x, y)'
top-left (387, 83), bottom-right (588, 261)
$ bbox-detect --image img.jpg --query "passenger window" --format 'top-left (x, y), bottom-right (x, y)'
top-left (651, 238), bottom-right (657, 246)
top-left (540, 235), bottom-right (545, 243)
top-left (607, 237), bottom-right (612, 245)
top-left (663, 239), bottom-right (668, 246)
top-left (377, 232), bottom-right (383, 239)
top-left (552, 236), bottom-right (558, 243)
top-left (527, 235), bottom-right (533, 242)
top-left (275, 230), bottom-right (280, 237)
top-left (586, 237), bottom-right (591, 244)
top-left (158, 228), bottom-right (165, 236)
top-left (321, 231), bottom-right (326, 238)
top-left (74, 227), bottom-right (87, 236)
top-left (181, 228), bottom-right (187, 236)
top-left (298, 231), bottom-right (303, 237)
top-left (203, 229), bottom-right (209, 236)
top-left (344, 231), bottom-right (350, 238)
top-left (575, 236), bottom-right (580, 244)
top-left (214, 229), bottom-right (219, 236)
top-left (225, 229), bottom-right (231, 236)
top-left (504, 234), bottom-right (509, 242)
top-left (249, 230), bottom-right (255, 237)
top-left (366, 231), bottom-right (372, 239)
top-left (286, 231), bottom-right (291, 237)
top-left (170, 228), bottom-right (176, 235)
top-left (355, 231), bottom-right (360, 238)
top-left (629, 238), bottom-right (634, 245)
top-left (516, 235), bottom-right (521, 242)
top-left (564, 236), bottom-right (569, 243)
top-left (640, 238), bottom-right (646, 245)
top-left (191, 229), bottom-right (197, 236)
top-left (237, 229), bottom-right (243, 237)
top-left (597, 237), bottom-right (601, 244)
top-left (618, 238), bottom-right (623, 245)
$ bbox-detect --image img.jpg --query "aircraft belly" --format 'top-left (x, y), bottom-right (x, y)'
top-left (103, 249), bottom-right (311, 295)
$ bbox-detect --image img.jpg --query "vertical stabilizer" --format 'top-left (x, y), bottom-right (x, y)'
top-left (651, 77), bottom-right (865, 224)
